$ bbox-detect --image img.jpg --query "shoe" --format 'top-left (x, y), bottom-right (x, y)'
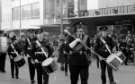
top-left (60, 66), bottom-right (64, 71)
top-left (0, 70), bottom-right (6, 73)
top-left (31, 80), bottom-right (35, 84)
top-left (110, 81), bottom-right (116, 84)
top-left (1, 70), bottom-right (6, 73)
top-left (11, 76), bottom-right (14, 79)
top-left (16, 76), bottom-right (19, 79)
top-left (65, 72), bottom-right (68, 76)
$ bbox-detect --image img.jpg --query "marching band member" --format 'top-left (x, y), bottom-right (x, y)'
top-left (34, 32), bottom-right (54, 84)
top-left (64, 25), bottom-right (91, 84)
top-left (26, 32), bottom-right (36, 84)
top-left (8, 33), bottom-right (26, 79)
top-left (94, 26), bottom-right (116, 84)
top-left (8, 34), bottom-right (19, 79)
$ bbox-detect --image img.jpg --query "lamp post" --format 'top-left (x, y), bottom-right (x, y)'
top-left (19, 0), bottom-right (22, 36)
top-left (60, 0), bottom-right (63, 35)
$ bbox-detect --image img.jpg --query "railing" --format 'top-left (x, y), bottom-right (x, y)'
top-left (68, 4), bottom-right (135, 18)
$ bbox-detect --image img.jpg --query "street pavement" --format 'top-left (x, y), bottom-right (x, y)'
top-left (0, 57), bottom-right (135, 84)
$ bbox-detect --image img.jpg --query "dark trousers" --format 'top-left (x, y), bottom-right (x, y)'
top-left (69, 65), bottom-right (89, 84)
top-left (100, 61), bottom-right (114, 84)
top-left (28, 58), bottom-right (35, 82)
top-left (65, 63), bottom-right (68, 75)
top-left (35, 63), bottom-right (49, 84)
top-left (35, 63), bottom-right (42, 84)
top-left (42, 69), bottom-right (49, 84)
top-left (10, 59), bottom-right (19, 78)
top-left (0, 52), bottom-right (6, 72)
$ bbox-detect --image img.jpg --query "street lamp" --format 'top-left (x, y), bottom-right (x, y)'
top-left (19, 0), bottom-right (22, 36)
top-left (60, 0), bottom-right (63, 35)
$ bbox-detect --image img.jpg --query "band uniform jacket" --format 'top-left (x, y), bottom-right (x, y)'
top-left (66, 35), bottom-right (91, 66)
top-left (26, 38), bottom-right (36, 58)
top-left (94, 36), bottom-right (115, 59)
top-left (34, 39), bottom-right (54, 62)
top-left (8, 42), bottom-right (21, 59)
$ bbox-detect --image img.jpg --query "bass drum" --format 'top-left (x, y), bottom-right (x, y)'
top-left (42, 57), bottom-right (58, 73)
top-left (14, 56), bottom-right (25, 68)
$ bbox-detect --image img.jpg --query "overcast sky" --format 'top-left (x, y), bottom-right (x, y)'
top-left (87, 0), bottom-right (98, 9)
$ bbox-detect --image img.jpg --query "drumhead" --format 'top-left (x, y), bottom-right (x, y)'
top-left (42, 58), bottom-right (54, 66)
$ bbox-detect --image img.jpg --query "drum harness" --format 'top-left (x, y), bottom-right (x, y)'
top-left (27, 38), bottom-right (35, 64)
top-left (10, 43), bottom-right (19, 59)
top-left (35, 40), bottom-right (49, 63)
top-left (10, 43), bottom-right (25, 65)
top-left (93, 37), bottom-right (113, 61)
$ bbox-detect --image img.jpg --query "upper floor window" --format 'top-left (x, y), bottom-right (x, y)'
top-left (31, 2), bottom-right (40, 19)
top-left (12, 2), bottom-right (40, 20)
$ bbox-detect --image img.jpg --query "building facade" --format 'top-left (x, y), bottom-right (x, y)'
top-left (1, 0), bottom-right (88, 31)
top-left (1, 0), bottom-right (70, 31)
top-left (1, 0), bottom-right (12, 31)
top-left (99, 0), bottom-right (135, 8)
top-left (0, 0), bottom-right (1, 29)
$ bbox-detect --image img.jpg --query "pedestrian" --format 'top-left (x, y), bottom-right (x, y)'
top-left (0, 30), bottom-right (8, 73)
top-left (58, 39), bottom-right (69, 76)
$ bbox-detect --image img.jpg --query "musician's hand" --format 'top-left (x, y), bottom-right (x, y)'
top-left (31, 59), bottom-right (35, 64)
top-left (35, 59), bottom-right (39, 63)
top-left (99, 57), bottom-right (106, 61)
top-left (9, 56), bottom-right (13, 60)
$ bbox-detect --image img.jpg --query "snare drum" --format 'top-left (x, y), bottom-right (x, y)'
top-left (106, 51), bottom-right (126, 71)
top-left (42, 57), bottom-right (58, 73)
top-left (14, 56), bottom-right (25, 68)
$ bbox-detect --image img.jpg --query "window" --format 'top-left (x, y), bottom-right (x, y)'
top-left (22, 5), bottom-right (31, 19)
top-left (12, 7), bottom-right (20, 20)
top-left (12, 2), bottom-right (40, 20)
top-left (31, 3), bottom-right (40, 19)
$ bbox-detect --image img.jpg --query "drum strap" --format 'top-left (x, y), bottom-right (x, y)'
top-left (10, 43), bottom-right (19, 57)
top-left (100, 37), bottom-right (112, 54)
top-left (27, 38), bottom-right (32, 47)
top-left (82, 35), bottom-right (88, 44)
top-left (36, 40), bottom-right (48, 58)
